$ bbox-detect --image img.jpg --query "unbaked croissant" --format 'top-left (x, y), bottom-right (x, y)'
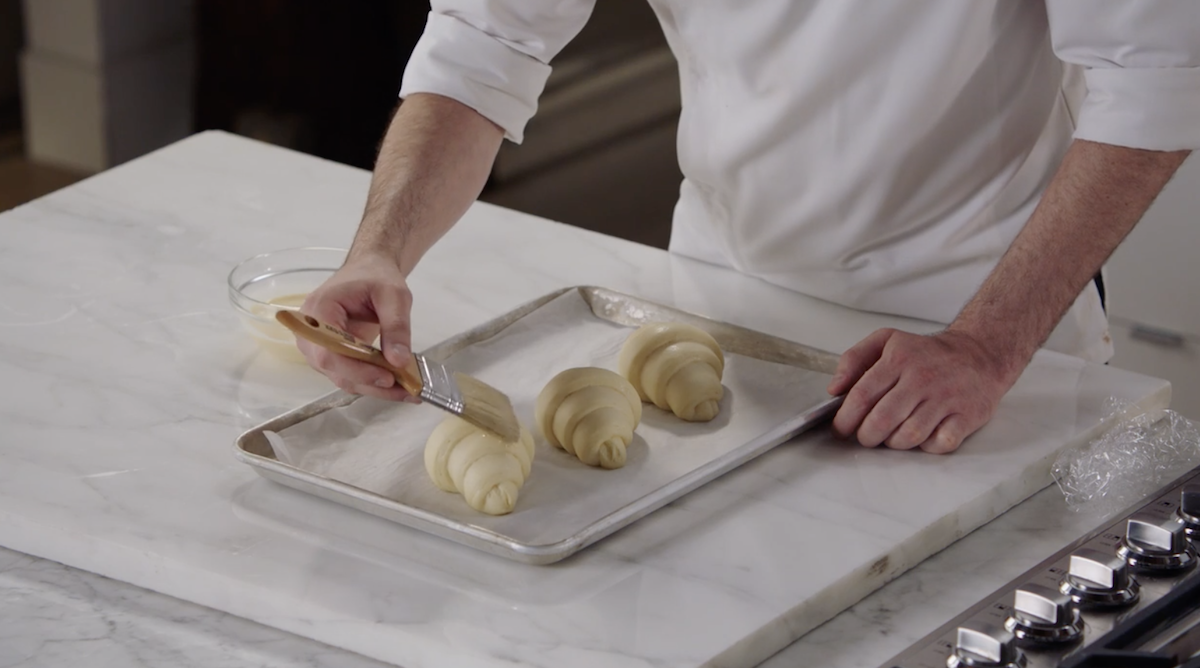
top-left (535, 367), bottom-right (642, 469)
top-left (424, 415), bottom-right (535, 515)
top-left (618, 322), bottom-right (725, 422)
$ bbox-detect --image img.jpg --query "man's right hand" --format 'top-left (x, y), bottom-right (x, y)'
top-left (297, 251), bottom-right (419, 403)
top-left (293, 93), bottom-right (505, 401)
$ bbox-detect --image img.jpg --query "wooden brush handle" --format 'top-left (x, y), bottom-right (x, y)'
top-left (275, 310), bottom-right (423, 396)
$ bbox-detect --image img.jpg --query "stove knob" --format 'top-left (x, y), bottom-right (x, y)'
top-left (1117, 511), bottom-right (1198, 574)
top-left (947, 623), bottom-right (1027, 668)
top-left (1060, 547), bottom-right (1140, 609)
top-left (1179, 483), bottom-right (1200, 540)
top-left (1003, 583), bottom-right (1084, 646)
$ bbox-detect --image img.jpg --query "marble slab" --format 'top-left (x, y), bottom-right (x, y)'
top-left (0, 483), bottom-right (1127, 668)
top-left (0, 131), bottom-right (1171, 668)
top-left (0, 544), bottom-right (393, 668)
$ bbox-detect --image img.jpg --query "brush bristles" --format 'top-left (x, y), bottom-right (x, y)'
top-left (453, 372), bottom-right (522, 442)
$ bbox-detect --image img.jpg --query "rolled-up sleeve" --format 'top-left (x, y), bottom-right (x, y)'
top-left (1047, 1), bottom-right (1200, 151)
top-left (399, 2), bottom-right (596, 143)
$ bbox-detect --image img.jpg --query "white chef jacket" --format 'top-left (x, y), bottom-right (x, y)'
top-left (398, 1), bottom-right (1200, 363)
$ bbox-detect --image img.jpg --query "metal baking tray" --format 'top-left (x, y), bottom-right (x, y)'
top-left (234, 286), bottom-right (844, 565)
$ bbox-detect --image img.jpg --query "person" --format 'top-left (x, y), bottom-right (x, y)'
top-left (296, 2), bottom-right (1198, 454)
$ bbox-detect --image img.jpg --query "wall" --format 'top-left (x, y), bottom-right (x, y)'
top-left (19, 0), bottom-right (196, 172)
top-left (193, 1), bottom-right (429, 171)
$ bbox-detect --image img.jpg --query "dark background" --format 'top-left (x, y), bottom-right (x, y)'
top-left (2, 0), bottom-right (681, 246)
top-left (193, 1), bottom-right (430, 170)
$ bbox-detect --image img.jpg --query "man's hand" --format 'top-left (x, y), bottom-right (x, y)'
top-left (826, 328), bottom-right (1018, 454)
top-left (825, 140), bottom-right (1189, 454)
top-left (298, 251), bottom-right (417, 402)
top-left (292, 93), bottom-right (504, 400)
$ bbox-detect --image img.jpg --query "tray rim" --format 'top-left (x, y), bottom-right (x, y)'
top-left (232, 285), bottom-right (844, 565)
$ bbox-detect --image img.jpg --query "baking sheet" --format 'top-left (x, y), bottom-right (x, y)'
top-left (238, 287), bottom-right (842, 563)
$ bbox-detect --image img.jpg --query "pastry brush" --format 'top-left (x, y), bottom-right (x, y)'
top-left (275, 310), bottom-right (521, 442)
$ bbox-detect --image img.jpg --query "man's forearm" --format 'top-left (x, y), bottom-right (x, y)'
top-left (949, 139), bottom-right (1191, 379)
top-left (348, 93), bottom-right (506, 275)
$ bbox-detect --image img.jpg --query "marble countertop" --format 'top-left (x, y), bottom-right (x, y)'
top-left (0, 131), bottom-right (1170, 668)
top-left (0, 483), bottom-right (1123, 668)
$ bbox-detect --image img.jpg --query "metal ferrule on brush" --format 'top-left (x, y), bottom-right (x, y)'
top-left (416, 354), bottom-right (465, 414)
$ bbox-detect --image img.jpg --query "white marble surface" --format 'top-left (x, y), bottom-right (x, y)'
top-left (0, 544), bottom-right (390, 668)
top-left (0, 484), bottom-right (1130, 668)
top-left (0, 131), bottom-right (1171, 668)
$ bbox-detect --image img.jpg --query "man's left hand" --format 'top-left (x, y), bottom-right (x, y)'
top-left (825, 328), bottom-right (1018, 454)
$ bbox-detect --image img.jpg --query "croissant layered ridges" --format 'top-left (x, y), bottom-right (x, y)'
top-left (535, 367), bottom-right (642, 469)
top-left (424, 415), bottom-right (535, 515)
top-left (423, 321), bottom-right (729, 510)
top-left (618, 322), bottom-right (725, 422)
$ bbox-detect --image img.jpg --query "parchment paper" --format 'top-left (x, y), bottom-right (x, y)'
top-left (264, 290), bottom-right (835, 547)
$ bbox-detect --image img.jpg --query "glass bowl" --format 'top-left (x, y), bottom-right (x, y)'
top-left (228, 247), bottom-right (347, 361)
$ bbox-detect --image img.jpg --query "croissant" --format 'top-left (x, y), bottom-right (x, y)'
top-left (535, 367), bottom-right (642, 469)
top-left (618, 322), bottom-right (725, 422)
top-left (424, 415), bottom-right (535, 515)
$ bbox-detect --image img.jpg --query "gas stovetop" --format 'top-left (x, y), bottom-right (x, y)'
top-left (881, 464), bottom-right (1200, 668)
